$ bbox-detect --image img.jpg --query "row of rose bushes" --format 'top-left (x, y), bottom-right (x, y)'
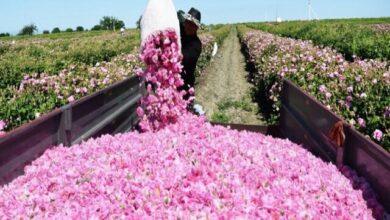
top-left (0, 30), bottom-right (142, 132)
top-left (245, 18), bottom-right (390, 61)
top-left (0, 114), bottom-right (384, 219)
top-left (0, 30), bottom-right (223, 134)
top-left (0, 30), bottom-right (140, 89)
top-left (0, 53), bottom-right (141, 132)
top-left (238, 27), bottom-right (389, 151)
top-left (196, 25), bottom-right (231, 77)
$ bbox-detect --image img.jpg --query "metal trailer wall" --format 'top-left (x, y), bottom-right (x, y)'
top-left (0, 76), bottom-right (145, 185)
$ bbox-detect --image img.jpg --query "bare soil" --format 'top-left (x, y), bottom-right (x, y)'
top-left (195, 28), bottom-right (264, 125)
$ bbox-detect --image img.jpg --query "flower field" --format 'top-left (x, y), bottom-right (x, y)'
top-left (0, 52), bottom-right (141, 131)
top-left (245, 17), bottom-right (390, 61)
top-left (239, 27), bottom-right (390, 150)
top-left (0, 30), bottom-right (140, 89)
top-left (0, 29), bottom-right (221, 133)
top-left (0, 30), bottom-right (141, 131)
top-left (0, 114), bottom-right (384, 219)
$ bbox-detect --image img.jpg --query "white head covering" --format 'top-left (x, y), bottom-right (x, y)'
top-left (140, 0), bottom-right (181, 49)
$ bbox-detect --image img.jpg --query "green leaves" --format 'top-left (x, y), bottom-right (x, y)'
top-left (0, 30), bottom-right (141, 131)
top-left (240, 27), bottom-right (390, 151)
top-left (211, 112), bottom-right (230, 123)
top-left (0, 88), bottom-right (57, 129)
top-left (246, 18), bottom-right (390, 61)
top-left (0, 31), bottom-right (139, 89)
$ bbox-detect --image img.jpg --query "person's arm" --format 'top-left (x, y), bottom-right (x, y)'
top-left (177, 10), bottom-right (185, 24)
top-left (181, 39), bottom-right (202, 89)
top-left (182, 39), bottom-right (202, 75)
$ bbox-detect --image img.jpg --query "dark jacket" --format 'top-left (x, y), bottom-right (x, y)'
top-left (180, 25), bottom-right (202, 94)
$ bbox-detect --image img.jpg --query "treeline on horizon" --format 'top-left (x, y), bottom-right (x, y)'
top-left (1, 16), bottom-right (389, 39)
top-left (0, 16), bottom-right (126, 37)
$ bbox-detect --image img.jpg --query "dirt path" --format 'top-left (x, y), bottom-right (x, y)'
top-left (195, 28), bottom-right (264, 125)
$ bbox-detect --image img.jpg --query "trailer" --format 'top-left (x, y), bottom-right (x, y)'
top-left (0, 76), bottom-right (389, 212)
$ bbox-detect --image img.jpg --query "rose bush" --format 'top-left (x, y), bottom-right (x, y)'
top-left (0, 53), bottom-right (141, 131)
top-left (0, 30), bottom-right (140, 89)
top-left (0, 30), bottom-right (141, 133)
top-left (245, 18), bottom-right (390, 61)
top-left (196, 34), bottom-right (215, 77)
top-left (196, 25), bottom-right (231, 77)
top-left (240, 28), bottom-right (389, 150)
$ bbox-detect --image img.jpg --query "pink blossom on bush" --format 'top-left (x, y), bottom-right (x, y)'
top-left (0, 120), bottom-right (6, 131)
top-left (325, 92), bottom-right (332, 99)
top-left (67, 96), bottom-right (75, 103)
top-left (358, 118), bottom-right (366, 128)
top-left (373, 129), bottom-right (383, 141)
top-left (319, 85), bottom-right (327, 93)
top-left (0, 120), bottom-right (6, 137)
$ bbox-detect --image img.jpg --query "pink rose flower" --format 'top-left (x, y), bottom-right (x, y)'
top-left (67, 96), bottom-right (75, 103)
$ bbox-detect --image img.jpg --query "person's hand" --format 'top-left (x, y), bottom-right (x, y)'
top-left (177, 10), bottom-right (185, 24)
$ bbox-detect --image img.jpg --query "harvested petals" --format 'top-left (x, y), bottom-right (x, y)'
top-left (0, 114), bottom-right (382, 219)
top-left (136, 29), bottom-right (188, 132)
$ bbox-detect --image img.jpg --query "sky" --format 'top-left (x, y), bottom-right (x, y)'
top-left (0, 0), bottom-right (389, 34)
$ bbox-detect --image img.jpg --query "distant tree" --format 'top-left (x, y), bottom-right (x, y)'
top-left (76, 26), bottom-right (84, 32)
top-left (65, 28), bottom-right (73, 32)
top-left (99, 16), bottom-right (125, 31)
top-left (52, 27), bottom-right (61, 34)
top-left (0, 33), bottom-right (10, 37)
top-left (91, 25), bottom-right (102, 31)
top-left (18, 23), bottom-right (38, 36)
top-left (43, 30), bottom-right (50, 34)
top-left (136, 16), bottom-right (142, 29)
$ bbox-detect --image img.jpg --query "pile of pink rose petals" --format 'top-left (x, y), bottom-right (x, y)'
top-left (0, 114), bottom-right (382, 219)
top-left (136, 29), bottom-right (189, 132)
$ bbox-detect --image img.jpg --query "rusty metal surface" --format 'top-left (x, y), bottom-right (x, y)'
top-left (280, 80), bottom-right (390, 211)
top-left (0, 76), bottom-right (144, 186)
